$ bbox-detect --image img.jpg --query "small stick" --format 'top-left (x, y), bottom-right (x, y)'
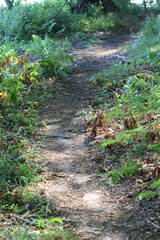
top-left (12, 214), bottom-right (32, 224)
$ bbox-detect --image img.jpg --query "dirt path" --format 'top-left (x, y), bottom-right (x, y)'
top-left (35, 34), bottom-right (159, 240)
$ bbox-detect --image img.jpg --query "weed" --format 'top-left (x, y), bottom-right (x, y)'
top-left (133, 143), bottom-right (148, 157)
top-left (0, 47), bottom-right (53, 213)
top-left (0, 48), bottom-right (39, 105)
top-left (27, 35), bottom-right (73, 78)
top-left (0, 0), bottom-right (143, 43)
top-left (0, 217), bottom-right (78, 240)
top-left (137, 179), bottom-right (160, 200)
top-left (107, 159), bottom-right (142, 185)
top-left (95, 15), bottom-right (160, 196)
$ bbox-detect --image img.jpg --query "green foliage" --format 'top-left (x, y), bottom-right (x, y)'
top-left (0, 0), bottom-right (143, 43)
top-left (107, 159), bottom-right (142, 185)
top-left (130, 15), bottom-right (160, 67)
top-left (0, 217), bottom-right (78, 240)
top-left (123, 73), bottom-right (160, 113)
top-left (0, 46), bottom-right (51, 211)
top-left (114, 0), bottom-right (143, 19)
top-left (36, 217), bottom-right (63, 229)
top-left (137, 179), bottom-right (160, 200)
top-left (78, 7), bottom-right (128, 33)
top-left (97, 15), bottom-right (160, 151)
top-left (148, 142), bottom-right (160, 153)
top-left (95, 15), bottom-right (160, 195)
top-left (7, 0), bottom-right (22, 6)
top-left (0, 48), bottom-right (39, 104)
top-left (27, 35), bottom-right (73, 77)
top-left (70, 11), bottom-right (125, 38)
top-left (141, 15), bottom-right (160, 37)
top-left (133, 143), bottom-right (148, 156)
top-left (100, 127), bottom-right (148, 147)
top-left (0, 133), bottom-right (42, 205)
top-left (0, 0), bottom-right (72, 42)
top-left (1, 184), bottom-right (53, 217)
top-left (0, 48), bottom-right (41, 132)
top-left (103, 72), bottom-right (160, 121)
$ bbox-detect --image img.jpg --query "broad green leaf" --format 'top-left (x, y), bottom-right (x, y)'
top-left (149, 179), bottom-right (160, 189)
top-left (48, 218), bottom-right (63, 224)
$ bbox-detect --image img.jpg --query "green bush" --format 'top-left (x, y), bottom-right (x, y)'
top-left (79, 12), bottom-right (128, 33)
top-left (0, 0), bottom-right (143, 43)
top-left (0, 48), bottom-right (40, 104)
top-left (27, 35), bottom-right (73, 77)
top-left (95, 15), bottom-right (160, 191)
top-left (96, 15), bottom-right (160, 149)
top-left (0, 48), bottom-right (41, 207)
top-left (130, 15), bottom-right (160, 67)
top-left (0, 0), bottom-right (73, 42)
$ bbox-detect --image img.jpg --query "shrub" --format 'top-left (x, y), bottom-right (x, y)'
top-left (107, 159), bottom-right (142, 185)
top-left (0, 0), bottom-right (72, 42)
top-left (27, 35), bottom-right (73, 77)
top-left (0, 0), bottom-right (144, 43)
top-left (95, 15), bottom-right (160, 191)
top-left (137, 179), bottom-right (160, 200)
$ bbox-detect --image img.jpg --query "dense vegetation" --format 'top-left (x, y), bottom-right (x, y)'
top-left (0, 0), bottom-right (143, 43)
top-left (0, 0), bottom-right (159, 239)
top-left (92, 15), bottom-right (160, 198)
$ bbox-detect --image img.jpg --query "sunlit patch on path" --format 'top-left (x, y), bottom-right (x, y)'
top-left (36, 34), bottom-right (152, 240)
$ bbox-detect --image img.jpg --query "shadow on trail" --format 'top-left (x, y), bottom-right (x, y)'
top-left (44, 180), bottom-right (159, 240)
top-left (35, 35), bottom-right (159, 240)
top-left (38, 35), bottom-right (132, 154)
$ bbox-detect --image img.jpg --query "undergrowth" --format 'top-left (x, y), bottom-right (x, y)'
top-left (0, 36), bottom-right (75, 238)
top-left (0, 217), bottom-right (78, 240)
top-left (0, 0), bottom-right (143, 43)
top-left (0, 0), bottom-right (159, 237)
top-left (93, 15), bottom-right (160, 199)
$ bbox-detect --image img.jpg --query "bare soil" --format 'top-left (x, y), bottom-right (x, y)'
top-left (35, 34), bottom-right (160, 240)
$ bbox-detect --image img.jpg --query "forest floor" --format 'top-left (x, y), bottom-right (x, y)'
top-left (33, 33), bottom-right (160, 240)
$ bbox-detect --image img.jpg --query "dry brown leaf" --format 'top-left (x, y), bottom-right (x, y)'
top-left (149, 130), bottom-right (160, 144)
top-left (89, 112), bottom-right (106, 137)
top-left (18, 53), bottom-right (31, 67)
top-left (124, 117), bottom-right (137, 130)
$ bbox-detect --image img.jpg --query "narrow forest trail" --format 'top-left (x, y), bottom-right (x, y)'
top-left (34, 34), bottom-right (158, 240)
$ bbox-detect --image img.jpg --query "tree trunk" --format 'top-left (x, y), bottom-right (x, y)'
top-left (143, 0), bottom-right (147, 13)
top-left (102, 0), bottom-right (116, 13)
top-left (4, 0), bottom-right (13, 10)
top-left (71, 0), bottom-right (117, 14)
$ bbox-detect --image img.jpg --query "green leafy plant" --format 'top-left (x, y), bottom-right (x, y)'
top-left (36, 217), bottom-right (63, 229)
top-left (0, 0), bottom-right (73, 42)
top-left (107, 159), bottom-right (142, 185)
top-left (100, 127), bottom-right (149, 148)
top-left (0, 0), bottom-right (143, 44)
top-left (0, 48), bottom-right (39, 104)
top-left (98, 35), bottom-right (160, 150)
top-left (0, 135), bottom-right (41, 204)
top-left (137, 179), bottom-right (160, 200)
top-left (95, 15), bottom-right (160, 199)
top-left (27, 35), bottom-right (73, 77)
top-left (0, 47), bottom-right (52, 212)
top-left (1, 217), bottom-right (78, 240)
